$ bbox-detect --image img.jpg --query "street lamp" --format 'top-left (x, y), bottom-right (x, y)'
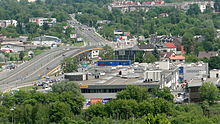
top-left (10, 107), bottom-right (15, 124)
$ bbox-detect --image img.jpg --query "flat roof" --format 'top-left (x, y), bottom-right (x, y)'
top-left (76, 72), bottom-right (160, 88)
top-left (188, 78), bottom-right (220, 87)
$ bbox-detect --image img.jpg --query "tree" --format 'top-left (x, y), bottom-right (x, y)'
top-left (187, 4), bottom-right (201, 15)
top-left (52, 81), bottom-right (81, 94)
top-left (19, 51), bottom-right (25, 61)
top-left (86, 103), bottom-right (107, 119)
top-left (49, 101), bottom-right (71, 122)
top-left (143, 53), bottom-right (157, 63)
top-left (42, 23), bottom-right (50, 30)
top-left (151, 87), bottom-right (174, 102)
top-left (62, 57), bottom-right (78, 73)
top-left (182, 32), bottom-right (194, 54)
top-left (26, 22), bottom-right (39, 34)
top-left (135, 52), bottom-right (144, 63)
top-left (199, 82), bottom-right (219, 104)
top-left (185, 55), bottom-right (199, 63)
top-left (116, 85), bottom-right (150, 102)
top-left (99, 45), bottom-right (113, 60)
top-left (208, 56), bottom-right (220, 69)
top-left (105, 99), bottom-right (138, 119)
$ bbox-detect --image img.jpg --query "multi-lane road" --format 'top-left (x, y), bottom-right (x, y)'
top-left (0, 16), bottom-right (111, 92)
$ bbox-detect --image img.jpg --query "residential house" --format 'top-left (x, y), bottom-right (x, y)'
top-left (198, 51), bottom-right (218, 59)
top-left (29, 18), bottom-right (57, 26)
top-left (0, 20), bottom-right (17, 28)
top-left (169, 55), bottom-right (185, 63)
top-left (163, 42), bottom-right (177, 53)
top-left (160, 51), bottom-right (175, 61)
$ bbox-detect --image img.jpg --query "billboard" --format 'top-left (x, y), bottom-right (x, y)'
top-left (114, 29), bottom-right (123, 35)
top-left (77, 37), bottom-right (83, 41)
top-left (70, 34), bottom-right (77, 38)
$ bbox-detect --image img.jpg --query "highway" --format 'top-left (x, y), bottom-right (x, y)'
top-left (0, 15), bottom-right (111, 92)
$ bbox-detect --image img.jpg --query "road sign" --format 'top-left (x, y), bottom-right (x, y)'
top-left (80, 85), bottom-right (88, 88)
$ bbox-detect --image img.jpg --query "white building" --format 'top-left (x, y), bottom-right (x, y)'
top-left (32, 35), bottom-right (61, 47)
top-left (29, 18), bottom-right (57, 26)
top-left (17, 0), bottom-right (37, 2)
top-left (177, 62), bottom-right (209, 82)
top-left (88, 50), bottom-right (99, 59)
top-left (142, 61), bottom-right (179, 89)
top-left (210, 69), bottom-right (220, 78)
top-left (0, 20), bottom-right (17, 28)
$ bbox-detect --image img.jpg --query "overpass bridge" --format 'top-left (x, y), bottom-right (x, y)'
top-left (0, 15), bottom-right (111, 92)
top-left (0, 46), bottom-right (103, 92)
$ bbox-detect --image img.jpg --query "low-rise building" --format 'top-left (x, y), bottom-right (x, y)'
top-left (198, 51), bottom-right (218, 59)
top-left (0, 20), bottom-right (17, 28)
top-left (210, 69), bottom-right (220, 78)
top-left (88, 50), bottom-right (99, 59)
top-left (32, 35), bottom-right (61, 47)
top-left (188, 78), bottom-right (220, 102)
top-left (64, 72), bottom-right (88, 81)
top-left (143, 61), bottom-right (179, 89)
top-left (169, 55), bottom-right (185, 63)
top-left (29, 18), bottom-right (57, 26)
top-left (177, 62), bottom-right (209, 82)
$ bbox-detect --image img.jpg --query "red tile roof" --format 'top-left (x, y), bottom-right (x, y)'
top-left (165, 42), bottom-right (176, 48)
top-left (169, 56), bottom-right (185, 60)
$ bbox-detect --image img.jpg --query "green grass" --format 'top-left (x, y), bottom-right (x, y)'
top-left (19, 85), bottom-right (42, 91)
top-left (73, 41), bottom-right (84, 46)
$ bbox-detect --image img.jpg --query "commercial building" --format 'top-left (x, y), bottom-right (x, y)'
top-left (143, 61), bottom-right (179, 89)
top-left (64, 72), bottom-right (88, 81)
top-left (78, 61), bottom-right (179, 97)
top-left (177, 62), bottom-right (209, 82)
top-left (32, 35), bottom-right (61, 47)
top-left (187, 78), bottom-right (220, 102)
top-left (29, 18), bottom-right (57, 26)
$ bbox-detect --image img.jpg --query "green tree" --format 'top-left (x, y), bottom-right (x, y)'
top-left (62, 57), bottom-right (78, 73)
top-left (151, 87), bottom-right (174, 102)
top-left (185, 55), bottom-right (199, 63)
top-left (42, 23), bottom-right (50, 31)
top-left (182, 32), bottom-right (194, 54)
top-left (143, 53), bottom-right (157, 63)
top-left (26, 22), bottom-right (39, 34)
top-left (199, 82), bottom-right (219, 104)
top-left (49, 101), bottom-right (71, 122)
top-left (187, 4), bottom-right (201, 15)
top-left (52, 81), bottom-right (81, 94)
top-left (99, 45), bottom-right (113, 60)
top-left (116, 85), bottom-right (150, 102)
top-left (86, 103), bottom-right (107, 119)
top-left (208, 56), bottom-right (220, 69)
top-left (19, 51), bottom-right (25, 61)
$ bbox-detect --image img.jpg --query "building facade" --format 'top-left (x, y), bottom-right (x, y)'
top-left (0, 20), bottom-right (17, 28)
top-left (29, 18), bottom-right (56, 26)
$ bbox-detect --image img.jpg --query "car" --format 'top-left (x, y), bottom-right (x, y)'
top-left (43, 84), bottom-right (49, 89)
top-left (37, 82), bottom-right (43, 86)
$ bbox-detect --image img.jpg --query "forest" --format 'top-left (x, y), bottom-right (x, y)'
top-left (0, 82), bottom-right (220, 123)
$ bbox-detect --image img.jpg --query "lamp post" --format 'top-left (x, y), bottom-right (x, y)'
top-left (10, 107), bottom-right (15, 124)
